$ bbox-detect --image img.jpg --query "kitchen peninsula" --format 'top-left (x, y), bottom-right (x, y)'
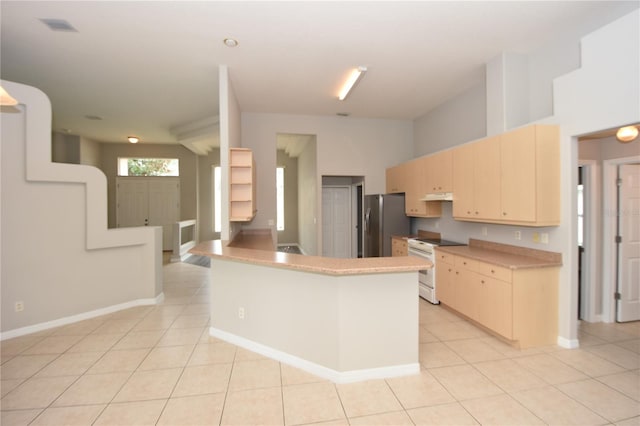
top-left (190, 230), bottom-right (430, 383)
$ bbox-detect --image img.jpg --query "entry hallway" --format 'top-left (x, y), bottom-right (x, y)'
top-left (1, 260), bottom-right (639, 425)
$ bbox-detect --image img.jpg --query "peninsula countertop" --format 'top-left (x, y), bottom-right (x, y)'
top-left (190, 230), bottom-right (431, 276)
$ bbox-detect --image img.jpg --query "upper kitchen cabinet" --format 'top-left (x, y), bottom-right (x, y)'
top-left (452, 124), bottom-right (560, 227)
top-left (500, 125), bottom-right (560, 225)
top-left (229, 148), bottom-right (257, 222)
top-left (385, 163), bottom-right (406, 194)
top-left (452, 136), bottom-right (501, 220)
top-left (425, 149), bottom-right (453, 194)
top-left (405, 157), bottom-right (441, 218)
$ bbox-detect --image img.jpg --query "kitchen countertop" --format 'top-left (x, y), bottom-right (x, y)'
top-left (434, 238), bottom-right (562, 269)
top-left (191, 229), bottom-right (431, 276)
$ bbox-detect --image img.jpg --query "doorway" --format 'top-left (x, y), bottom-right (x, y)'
top-left (321, 176), bottom-right (364, 258)
top-left (116, 177), bottom-right (180, 250)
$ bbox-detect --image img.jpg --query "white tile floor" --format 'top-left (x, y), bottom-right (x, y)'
top-left (1, 260), bottom-right (639, 425)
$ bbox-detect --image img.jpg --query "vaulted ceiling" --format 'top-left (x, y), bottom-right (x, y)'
top-left (2, 1), bottom-right (637, 149)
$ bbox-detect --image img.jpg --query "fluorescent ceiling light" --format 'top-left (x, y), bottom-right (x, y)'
top-left (338, 66), bottom-right (367, 101)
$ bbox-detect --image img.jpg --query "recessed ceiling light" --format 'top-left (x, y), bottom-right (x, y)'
top-left (128, 136), bottom-right (139, 144)
top-left (40, 18), bottom-right (78, 32)
top-left (223, 38), bottom-right (239, 47)
top-left (85, 115), bottom-right (102, 120)
top-left (336, 112), bottom-right (350, 117)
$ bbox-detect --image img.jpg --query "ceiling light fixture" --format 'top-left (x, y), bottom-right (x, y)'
top-left (338, 66), bottom-right (367, 101)
top-left (616, 125), bottom-right (639, 143)
top-left (223, 38), bottom-right (239, 47)
top-left (0, 85), bottom-right (18, 106)
top-left (128, 136), bottom-right (139, 144)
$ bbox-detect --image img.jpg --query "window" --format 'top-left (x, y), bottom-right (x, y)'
top-left (118, 158), bottom-right (179, 176)
top-left (276, 167), bottom-right (285, 231)
top-left (214, 166), bottom-right (221, 233)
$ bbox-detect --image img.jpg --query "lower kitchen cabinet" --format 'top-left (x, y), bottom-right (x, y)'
top-left (435, 249), bottom-right (558, 348)
top-left (391, 237), bottom-right (408, 257)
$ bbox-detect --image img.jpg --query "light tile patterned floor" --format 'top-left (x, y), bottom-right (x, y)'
top-left (1, 260), bottom-right (639, 425)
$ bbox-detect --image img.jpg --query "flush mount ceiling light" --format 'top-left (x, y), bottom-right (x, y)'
top-left (85, 114), bottom-right (102, 120)
top-left (338, 66), bottom-right (367, 101)
top-left (127, 136), bottom-right (139, 144)
top-left (616, 125), bottom-right (639, 143)
top-left (0, 85), bottom-right (18, 106)
top-left (223, 38), bottom-right (239, 47)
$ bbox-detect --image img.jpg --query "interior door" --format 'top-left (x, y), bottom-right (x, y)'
top-left (617, 164), bottom-right (640, 322)
top-left (322, 186), bottom-right (351, 258)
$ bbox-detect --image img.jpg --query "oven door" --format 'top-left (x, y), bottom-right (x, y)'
top-left (408, 246), bottom-right (438, 304)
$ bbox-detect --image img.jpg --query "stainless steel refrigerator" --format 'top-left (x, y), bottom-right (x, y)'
top-left (363, 194), bottom-right (410, 257)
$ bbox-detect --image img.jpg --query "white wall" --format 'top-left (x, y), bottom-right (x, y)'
top-left (298, 139), bottom-right (318, 255)
top-left (219, 65), bottom-right (242, 241)
top-left (241, 113), bottom-right (413, 254)
top-left (198, 148), bottom-right (221, 242)
top-left (1, 80), bottom-right (162, 338)
top-left (80, 136), bottom-right (101, 167)
top-left (413, 83), bottom-right (486, 157)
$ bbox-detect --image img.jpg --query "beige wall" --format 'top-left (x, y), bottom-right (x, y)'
top-left (298, 139), bottom-right (318, 255)
top-left (99, 143), bottom-right (198, 228)
top-left (80, 136), bottom-right (102, 167)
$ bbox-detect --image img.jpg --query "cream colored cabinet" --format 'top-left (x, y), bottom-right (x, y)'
top-left (229, 148), bottom-right (257, 222)
top-left (404, 157), bottom-right (442, 218)
top-left (385, 164), bottom-right (406, 194)
top-left (391, 237), bottom-right (408, 257)
top-left (452, 136), bottom-right (501, 220)
top-left (436, 250), bottom-right (558, 348)
top-left (499, 125), bottom-right (560, 225)
top-left (452, 124), bottom-right (560, 226)
top-left (435, 251), bottom-right (455, 307)
top-left (425, 150), bottom-right (453, 194)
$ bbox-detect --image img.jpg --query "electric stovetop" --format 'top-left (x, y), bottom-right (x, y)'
top-left (412, 238), bottom-right (466, 247)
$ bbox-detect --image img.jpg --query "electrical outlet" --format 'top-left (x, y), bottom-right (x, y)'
top-left (541, 233), bottom-right (549, 244)
top-left (514, 231), bottom-right (521, 240)
top-left (482, 226), bottom-right (488, 236)
top-left (14, 301), bottom-right (24, 312)
top-left (238, 307), bottom-right (245, 320)
top-left (533, 233), bottom-right (540, 243)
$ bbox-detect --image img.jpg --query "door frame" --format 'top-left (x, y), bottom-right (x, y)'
top-left (578, 160), bottom-right (600, 322)
top-left (602, 154), bottom-right (640, 322)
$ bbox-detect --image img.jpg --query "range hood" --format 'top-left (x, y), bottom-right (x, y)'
top-left (421, 192), bottom-right (453, 201)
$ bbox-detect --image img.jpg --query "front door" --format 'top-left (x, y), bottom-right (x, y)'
top-left (117, 177), bottom-right (180, 251)
top-left (617, 164), bottom-right (640, 322)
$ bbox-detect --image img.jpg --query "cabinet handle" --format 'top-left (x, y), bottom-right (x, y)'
top-left (475, 211), bottom-right (479, 215)
top-left (481, 280), bottom-right (485, 284)
top-left (456, 271), bottom-right (459, 275)
top-left (491, 269), bottom-right (495, 274)
top-left (503, 212), bottom-right (507, 216)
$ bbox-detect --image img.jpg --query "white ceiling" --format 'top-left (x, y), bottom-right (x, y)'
top-left (1, 1), bottom-right (638, 147)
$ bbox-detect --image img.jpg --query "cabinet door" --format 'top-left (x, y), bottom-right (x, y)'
top-left (501, 126), bottom-right (536, 222)
top-left (426, 150), bottom-right (453, 193)
top-left (473, 136), bottom-right (502, 220)
top-left (455, 268), bottom-right (481, 321)
top-left (479, 276), bottom-right (513, 339)
top-left (452, 144), bottom-right (475, 218)
top-left (386, 164), bottom-right (405, 194)
top-left (437, 262), bottom-right (456, 308)
top-left (405, 158), bottom-right (427, 216)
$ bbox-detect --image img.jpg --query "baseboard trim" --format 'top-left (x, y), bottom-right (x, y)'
top-left (210, 327), bottom-right (419, 384)
top-left (0, 293), bottom-right (165, 341)
top-left (557, 335), bottom-right (580, 349)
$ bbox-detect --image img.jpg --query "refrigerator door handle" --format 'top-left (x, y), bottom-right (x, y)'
top-left (364, 207), bottom-right (371, 233)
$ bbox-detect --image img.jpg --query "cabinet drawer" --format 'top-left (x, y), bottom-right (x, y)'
top-left (478, 263), bottom-right (512, 282)
top-left (454, 256), bottom-right (477, 271)
top-left (435, 251), bottom-right (453, 265)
